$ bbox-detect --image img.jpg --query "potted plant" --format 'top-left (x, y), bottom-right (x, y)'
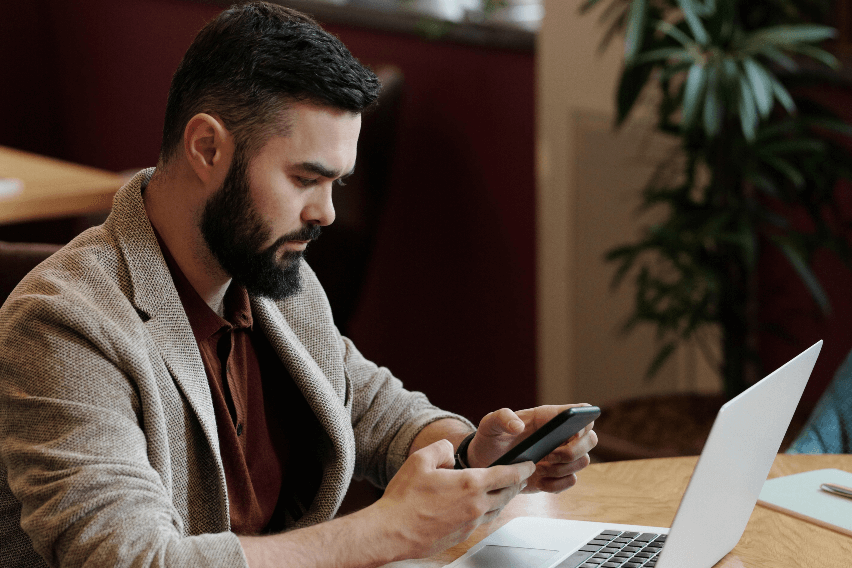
top-left (582, 0), bottom-right (852, 400)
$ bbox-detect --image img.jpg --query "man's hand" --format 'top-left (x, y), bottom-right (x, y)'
top-left (465, 404), bottom-right (598, 494)
top-left (370, 439), bottom-right (535, 560)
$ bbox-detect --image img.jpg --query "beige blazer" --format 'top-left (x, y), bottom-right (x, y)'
top-left (0, 169), bottom-right (470, 568)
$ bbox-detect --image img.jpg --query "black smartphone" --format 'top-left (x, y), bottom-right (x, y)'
top-left (488, 406), bottom-right (600, 467)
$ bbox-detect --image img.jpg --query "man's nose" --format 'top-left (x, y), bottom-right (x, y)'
top-left (302, 183), bottom-right (335, 227)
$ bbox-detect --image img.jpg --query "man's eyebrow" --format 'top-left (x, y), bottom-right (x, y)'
top-left (297, 161), bottom-right (355, 179)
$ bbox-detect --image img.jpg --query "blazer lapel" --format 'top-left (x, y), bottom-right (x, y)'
top-left (252, 296), bottom-right (355, 522)
top-left (108, 169), bottom-right (226, 480)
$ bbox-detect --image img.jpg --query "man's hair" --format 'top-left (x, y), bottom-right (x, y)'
top-left (159, 1), bottom-right (380, 166)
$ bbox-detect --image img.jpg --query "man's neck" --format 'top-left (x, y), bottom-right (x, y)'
top-left (143, 168), bottom-right (231, 316)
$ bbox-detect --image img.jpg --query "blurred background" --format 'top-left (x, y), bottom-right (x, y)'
top-left (1, 0), bottom-right (851, 467)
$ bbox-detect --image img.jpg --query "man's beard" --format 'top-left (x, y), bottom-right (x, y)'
top-left (199, 151), bottom-right (321, 300)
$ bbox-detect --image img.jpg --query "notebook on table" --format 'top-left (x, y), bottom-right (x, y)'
top-left (758, 468), bottom-right (852, 537)
top-left (446, 341), bottom-right (822, 568)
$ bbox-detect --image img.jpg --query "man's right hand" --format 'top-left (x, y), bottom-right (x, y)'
top-left (368, 439), bottom-right (536, 560)
top-left (239, 440), bottom-right (534, 568)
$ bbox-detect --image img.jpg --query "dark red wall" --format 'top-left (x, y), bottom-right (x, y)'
top-left (0, 0), bottom-right (537, 422)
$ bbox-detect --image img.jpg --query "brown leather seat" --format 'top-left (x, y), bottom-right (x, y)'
top-left (0, 241), bottom-right (61, 307)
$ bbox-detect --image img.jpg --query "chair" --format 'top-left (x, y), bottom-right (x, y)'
top-left (0, 241), bottom-right (62, 307)
top-left (787, 348), bottom-right (852, 454)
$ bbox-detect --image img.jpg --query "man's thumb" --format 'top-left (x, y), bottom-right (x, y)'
top-left (481, 408), bottom-right (525, 437)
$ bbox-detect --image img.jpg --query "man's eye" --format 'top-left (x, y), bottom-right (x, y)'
top-left (297, 177), bottom-right (318, 187)
top-left (334, 178), bottom-right (347, 188)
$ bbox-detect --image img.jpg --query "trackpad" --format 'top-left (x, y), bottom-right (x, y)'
top-left (457, 545), bottom-right (559, 568)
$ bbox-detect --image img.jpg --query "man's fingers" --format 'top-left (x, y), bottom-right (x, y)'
top-left (482, 462), bottom-right (536, 492)
top-left (415, 439), bottom-right (456, 469)
top-left (479, 408), bottom-right (525, 436)
top-left (536, 454), bottom-right (591, 478)
top-left (542, 430), bottom-right (598, 464)
top-left (532, 473), bottom-right (578, 494)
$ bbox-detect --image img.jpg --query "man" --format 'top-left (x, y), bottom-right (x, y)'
top-left (0, 3), bottom-right (597, 567)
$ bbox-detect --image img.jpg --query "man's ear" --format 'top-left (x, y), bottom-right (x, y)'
top-left (183, 113), bottom-right (233, 185)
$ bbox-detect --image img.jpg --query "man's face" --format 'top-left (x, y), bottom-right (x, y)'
top-left (200, 103), bottom-right (361, 299)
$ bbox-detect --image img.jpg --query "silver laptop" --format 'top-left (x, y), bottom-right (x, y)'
top-left (447, 341), bottom-right (822, 568)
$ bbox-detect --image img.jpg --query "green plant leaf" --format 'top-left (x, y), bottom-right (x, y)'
top-left (761, 154), bottom-right (805, 188)
top-left (759, 47), bottom-right (798, 72)
top-left (703, 65), bottom-right (721, 138)
top-left (678, 0), bottom-right (710, 46)
top-left (624, 0), bottom-right (647, 63)
top-left (655, 20), bottom-right (695, 47)
top-left (772, 236), bottom-right (831, 314)
top-left (742, 58), bottom-right (773, 119)
top-left (694, 0), bottom-right (716, 17)
top-left (744, 171), bottom-right (783, 200)
top-left (645, 341), bottom-right (678, 380)
top-left (769, 75), bottom-right (796, 114)
top-left (738, 75), bottom-right (758, 142)
top-left (579, 0), bottom-right (607, 14)
top-left (632, 46), bottom-right (692, 65)
top-left (785, 44), bottom-right (840, 69)
top-left (681, 63), bottom-right (707, 129)
top-left (803, 117), bottom-right (852, 138)
top-left (761, 138), bottom-right (826, 155)
top-left (737, 25), bottom-right (837, 53)
top-left (617, 63), bottom-right (655, 125)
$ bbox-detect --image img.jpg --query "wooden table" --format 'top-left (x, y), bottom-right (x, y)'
top-left (386, 455), bottom-right (852, 568)
top-left (0, 146), bottom-right (124, 224)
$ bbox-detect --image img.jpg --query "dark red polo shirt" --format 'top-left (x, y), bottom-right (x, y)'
top-left (156, 233), bottom-right (321, 534)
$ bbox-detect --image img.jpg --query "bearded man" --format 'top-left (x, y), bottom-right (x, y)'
top-left (0, 3), bottom-right (597, 567)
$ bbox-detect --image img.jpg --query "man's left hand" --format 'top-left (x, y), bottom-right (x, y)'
top-left (464, 404), bottom-right (598, 494)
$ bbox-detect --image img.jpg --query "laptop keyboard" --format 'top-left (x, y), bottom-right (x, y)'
top-left (555, 530), bottom-right (666, 568)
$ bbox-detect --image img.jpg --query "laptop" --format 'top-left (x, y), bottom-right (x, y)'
top-left (446, 341), bottom-right (822, 568)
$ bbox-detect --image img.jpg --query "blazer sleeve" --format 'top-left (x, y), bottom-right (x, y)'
top-left (342, 334), bottom-right (474, 488)
top-left (0, 293), bottom-right (247, 568)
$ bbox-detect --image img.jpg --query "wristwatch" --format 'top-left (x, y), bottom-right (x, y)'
top-left (454, 431), bottom-right (477, 469)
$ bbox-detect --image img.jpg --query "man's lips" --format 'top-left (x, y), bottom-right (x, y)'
top-left (281, 240), bottom-right (310, 251)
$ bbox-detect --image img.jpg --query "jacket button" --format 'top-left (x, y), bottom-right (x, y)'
top-left (236, 423), bottom-right (243, 436)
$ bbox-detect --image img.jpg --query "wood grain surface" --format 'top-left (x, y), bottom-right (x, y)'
top-left (384, 455), bottom-right (852, 568)
top-left (0, 146), bottom-right (123, 224)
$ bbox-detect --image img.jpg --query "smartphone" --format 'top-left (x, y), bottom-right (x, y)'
top-left (488, 406), bottom-right (600, 467)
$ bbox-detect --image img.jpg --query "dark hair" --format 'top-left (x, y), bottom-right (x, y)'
top-left (159, 1), bottom-right (380, 166)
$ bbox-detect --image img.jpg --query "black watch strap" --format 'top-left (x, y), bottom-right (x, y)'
top-left (454, 431), bottom-right (477, 469)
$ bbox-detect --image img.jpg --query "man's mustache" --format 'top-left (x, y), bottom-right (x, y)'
top-left (273, 224), bottom-right (322, 248)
